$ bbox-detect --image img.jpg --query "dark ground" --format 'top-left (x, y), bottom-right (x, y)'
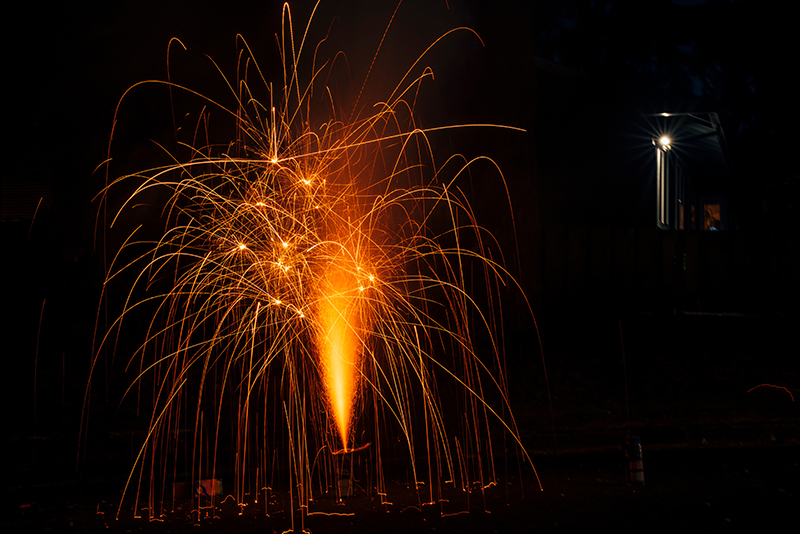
top-left (5, 446), bottom-right (798, 532)
top-left (4, 312), bottom-right (798, 533)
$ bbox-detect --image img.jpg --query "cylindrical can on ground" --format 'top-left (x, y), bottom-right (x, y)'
top-left (624, 435), bottom-right (644, 485)
top-left (338, 467), bottom-right (353, 498)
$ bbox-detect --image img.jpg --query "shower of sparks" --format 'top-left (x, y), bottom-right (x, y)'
top-left (86, 2), bottom-right (539, 525)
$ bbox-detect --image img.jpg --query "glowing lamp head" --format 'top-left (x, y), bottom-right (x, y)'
top-left (658, 136), bottom-right (672, 150)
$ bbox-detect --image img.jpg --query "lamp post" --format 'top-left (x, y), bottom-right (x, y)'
top-left (654, 136), bottom-right (672, 229)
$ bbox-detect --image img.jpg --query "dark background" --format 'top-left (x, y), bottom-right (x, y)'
top-left (2, 0), bottom-right (798, 530)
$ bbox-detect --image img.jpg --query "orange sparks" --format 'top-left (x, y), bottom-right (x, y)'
top-left (89, 2), bottom-right (540, 522)
top-left (317, 268), bottom-right (362, 450)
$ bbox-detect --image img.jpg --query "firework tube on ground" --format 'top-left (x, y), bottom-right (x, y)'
top-left (624, 435), bottom-right (644, 485)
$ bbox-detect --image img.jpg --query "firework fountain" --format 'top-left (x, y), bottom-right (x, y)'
top-left (85, 2), bottom-right (539, 529)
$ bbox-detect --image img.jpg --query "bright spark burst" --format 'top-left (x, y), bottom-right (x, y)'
top-left (87, 2), bottom-right (539, 524)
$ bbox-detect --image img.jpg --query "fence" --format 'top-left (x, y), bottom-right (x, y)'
top-left (519, 224), bottom-right (799, 314)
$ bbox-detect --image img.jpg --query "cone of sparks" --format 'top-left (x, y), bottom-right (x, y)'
top-left (89, 2), bottom-right (538, 523)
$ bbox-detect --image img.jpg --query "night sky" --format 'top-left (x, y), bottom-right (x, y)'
top-left (5, 0), bottom-right (795, 231)
top-left (2, 0), bottom-right (797, 529)
top-left (4, 0), bottom-right (538, 412)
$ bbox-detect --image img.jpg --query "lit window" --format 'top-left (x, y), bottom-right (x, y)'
top-left (704, 204), bottom-right (720, 231)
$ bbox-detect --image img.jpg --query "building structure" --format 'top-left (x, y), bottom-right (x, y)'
top-left (647, 112), bottom-right (732, 231)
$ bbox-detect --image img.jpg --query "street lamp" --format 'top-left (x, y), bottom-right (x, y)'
top-left (653, 136), bottom-right (672, 229)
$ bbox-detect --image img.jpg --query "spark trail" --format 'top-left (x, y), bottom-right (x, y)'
top-left (85, 1), bottom-right (540, 525)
